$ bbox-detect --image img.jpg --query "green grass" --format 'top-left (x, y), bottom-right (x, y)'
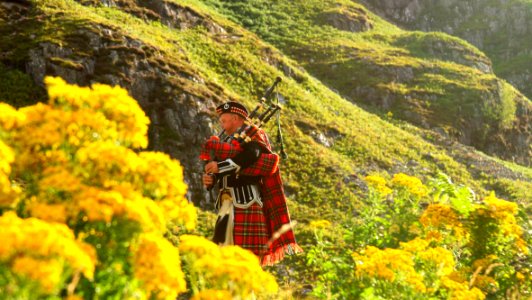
top-left (2, 0), bottom-right (531, 296)
top-left (0, 63), bottom-right (46, 107)
top-left (7, 0), bottom-right (526, 206)
top-left (2, 0), bottom-right (492, 199)
top-left (197, 0), bottom-right (531, 166)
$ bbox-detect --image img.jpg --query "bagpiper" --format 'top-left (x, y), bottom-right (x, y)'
top-left (202, 101), bottom-right (302, 265)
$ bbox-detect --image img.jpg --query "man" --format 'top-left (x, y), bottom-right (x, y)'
top-left (202, 101), bottom-right (302, 265)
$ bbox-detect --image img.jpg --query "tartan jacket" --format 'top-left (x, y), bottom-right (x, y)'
top-left (200, 128), bottom-right (302, 265)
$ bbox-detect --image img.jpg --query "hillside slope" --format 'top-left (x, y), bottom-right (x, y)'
top-left (361, 0), bottom-right (532, 101)
top-left (1, 0), bottom-right (530, 214)
top-left (1, 0), bottom-right (531, 295)
top-left (199, 0), bottom-right (531, 166)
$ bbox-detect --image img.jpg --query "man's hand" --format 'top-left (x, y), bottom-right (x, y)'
top-left (203, 173), bottom-right (214, 188)
top-left (204, 161), bottom-right (219, 174)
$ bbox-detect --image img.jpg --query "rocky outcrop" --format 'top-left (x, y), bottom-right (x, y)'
top-left (0, 0), bottom-right (308, 206)
top-left (80, 0), bottom-right (227, 33)
top-left (317, 6), bottom-right (374, 32)
top-left (1, 1), bottom-right (230, 207)
top-left (361, 0), bottom-right (532, 100)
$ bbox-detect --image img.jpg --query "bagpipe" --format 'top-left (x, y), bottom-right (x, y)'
top-left (199, 76), bottom-right (287, 164)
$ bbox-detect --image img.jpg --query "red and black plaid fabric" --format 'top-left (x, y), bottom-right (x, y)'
top-left (233, 203), bottom-right (270, 256)
top-left (239, 153), bottom-right (279, 177)
top-left (199, 136), bottom-right (242, 161)
top-left (199, 128), bottom-right (302, 265)
top-left (246, 129), bottom-right (303, 265)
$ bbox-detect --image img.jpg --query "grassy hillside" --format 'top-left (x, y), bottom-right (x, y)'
top-left (361, 0), bottom-right (532, 101)
top-left (198, 0), bottom-right (531, 166)
top-left (0, 0), bottom-right (530, 297)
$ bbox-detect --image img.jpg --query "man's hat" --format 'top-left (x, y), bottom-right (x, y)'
top-left (216, 101), bottom-right (249, 119)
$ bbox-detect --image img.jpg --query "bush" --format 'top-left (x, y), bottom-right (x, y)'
top-left (0, 77), bottom-right (277, 299)
top-left (306, 173), bottom-right (531, 299)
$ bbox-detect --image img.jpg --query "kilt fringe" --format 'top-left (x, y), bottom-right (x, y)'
top-left (261, 243), bottom-right (304, 266)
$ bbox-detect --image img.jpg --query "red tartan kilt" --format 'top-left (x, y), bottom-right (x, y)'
top-left (233, 203), bottom-right (270, 257)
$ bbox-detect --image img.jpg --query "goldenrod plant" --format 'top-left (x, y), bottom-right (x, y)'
top-left (305, 173), bottom-right (530, 299)
top-left (0, 77), bottom-right (277, 299)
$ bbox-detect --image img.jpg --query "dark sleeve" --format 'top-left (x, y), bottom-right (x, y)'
top-left (216, 141), bottom-right (263, 175)
top-left (231, 141), bottom-right (262, 169)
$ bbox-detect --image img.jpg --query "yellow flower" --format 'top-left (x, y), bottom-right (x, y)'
top-left (425, 230), bottom-right (442, 242)
top-left (482, 192), bottom-right (517, 220)
top-left (420, 204), bottom-right (466, 239)
top-left (400, 237), bottom-right (429, 253)
top-left (0, 212), bottom-right (95, 291)
top-left (353, 246), bottom-right (425, 292)
top-left (191, 290), bottom-right (232, 300)
top-left (391, 173), bottom-right (428, 197)
top-left (516, 272), bottom-right (525, 282)
top-left (449, 287), bottom-right (486, 300)
top-left (472, 275), bottom-right (499, 294)
top-left (179, 234), bottom-right (220, 257)
top-left (192, 290), bottom-right (233, 300)
top-left (0, 141), bottom-right (20, 207)
top-left (43, 76), bottom-right (149, 148)
top-left (417, 247), bottom-right (455, 276)
top-left (364, 175), bottom-right (392, 196)
top-left (309, 219), bottom-right (332, 229)
top-left (441, 276), bottom-right (486, 300)
top-left (39, 166), bottom-right (82, 194)
top-left (180, 235), bottom-right (278, 297)
top-left (0, 102), bottom-right (26, 130)
top-left (477, 193), bottom-right (528, 254)
top-left (133, 233), bottom-right (186, 300)
top-left (0, 140), bottom-right (14, 174)
top-left (28, 202), bottom-right (68, 224)
top-left (472, 255), bottom-right (498, 271)
top-left (12, 256), bottom-right (63, 293)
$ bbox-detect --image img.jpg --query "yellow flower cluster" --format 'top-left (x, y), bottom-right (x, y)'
top-left (441, 276), bottom-right (485, 300)
top-left (27, 201), bottom-right (68, 224)
top-left (73, 142), bottom-right (195, 230)
top-left (399, 237), bottom-right (430, 253)
top-left (416, 246), bottom-right (455, 276)
top-left (354, 238), bottom-right (463, 296)
top-left (309, 219), bottom-right (332, 229)
top-left (0, 140), bottom-right (20, 207)
top-left (179, 235), bottom-right (278, 298)
top-left (12, 256), bottom-right (64, 292)
top-left (74, 186), bottom-right (166, 231)
top-left (481, 192), bottom-right (518, 220)
top-left (44, 76), bottom-right (150, 148)
top-left (364, 174), bottom-right (392, 196)
top-left (133, 233), bottom-right (187, 300)
top-left (420, 204), bottom-right (466, 239)
top-left (1, 77), bottom-right (196, 233)
top-left (191, 290), bottom-right (232, 300)
top-left (472, 274), bottom-right (499, 294)
top-left (400, 238), bottom-right (455, 279)
top-left (352, 246), bottom-right (426, 292)
top-left (0, 102), bottom-right (26, 130)
top-left (0, 212), bottom-right (95, 293)
top-left (391, 173), bottom-right (428, 197)
top-left (0, 77), bottom-right (200, 298)
top-left (477, 193), bottom-right (528, 254)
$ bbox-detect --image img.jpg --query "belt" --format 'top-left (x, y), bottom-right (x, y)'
top-left (217, 184), bottom-right (262, 209)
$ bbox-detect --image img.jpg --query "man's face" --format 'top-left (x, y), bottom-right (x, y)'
top-left (219, 113), bottom-right (243, 135)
